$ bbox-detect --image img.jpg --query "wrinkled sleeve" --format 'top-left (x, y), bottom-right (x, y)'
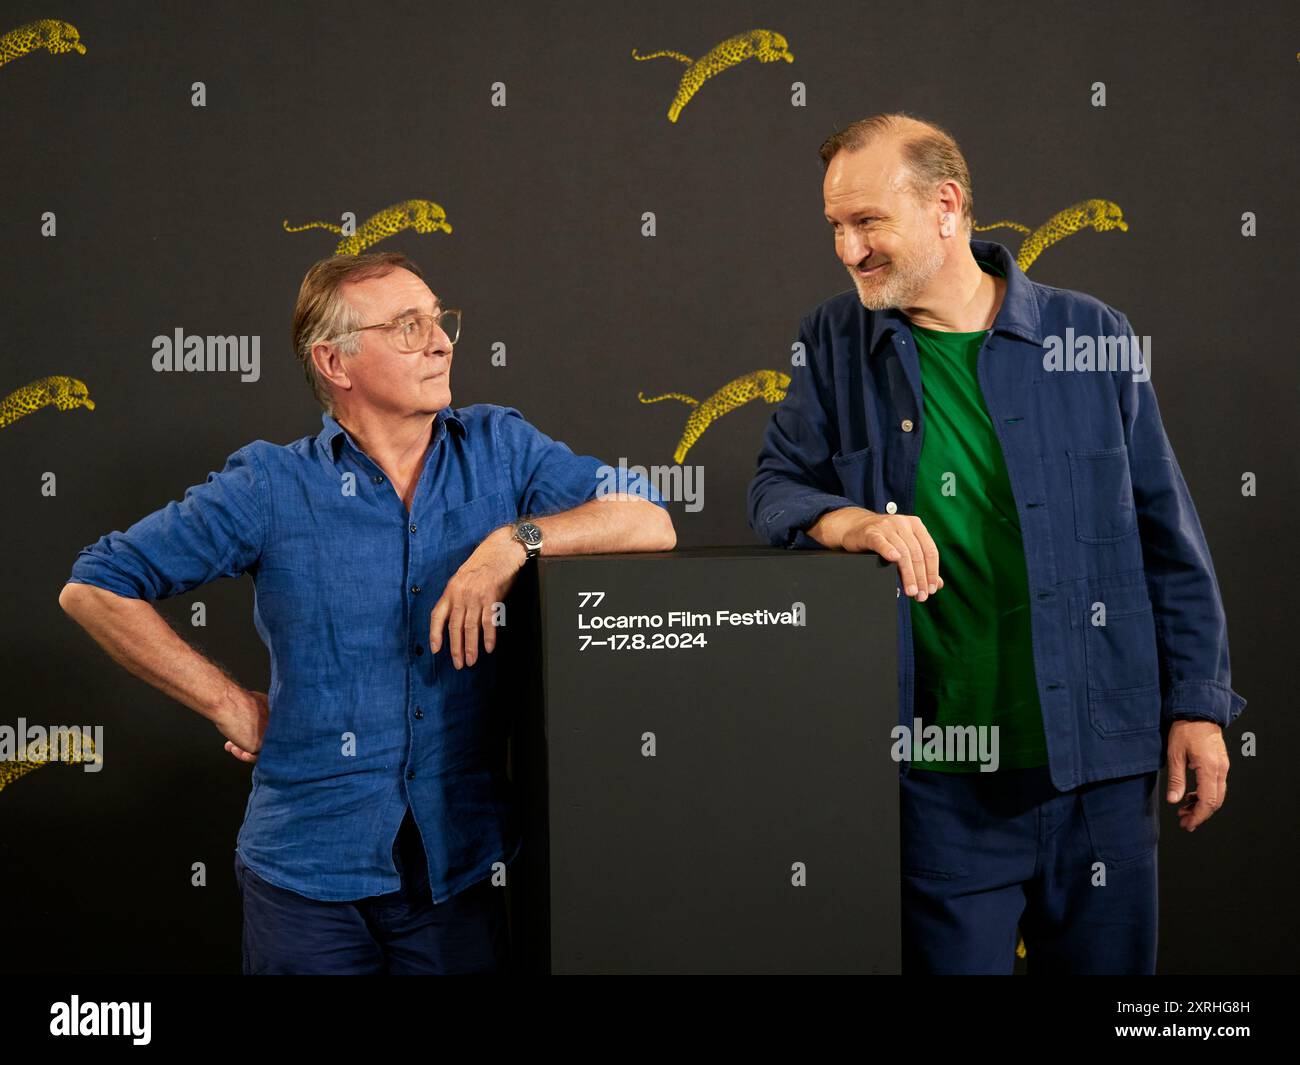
top-left (1114, 310), bottom-right (1246, 728)
top-left (65, 445), bottom-right (268, 601)
top-left (497, 406), bottom-right (667, 517)
top-left (747, 315), bottom-right (861, 549)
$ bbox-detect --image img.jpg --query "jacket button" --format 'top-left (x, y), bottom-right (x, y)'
top-left (885, 501), bottom-right (898, 514)
top-left (901, 419), bottom-right (914, 432)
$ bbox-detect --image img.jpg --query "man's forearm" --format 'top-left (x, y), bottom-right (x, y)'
top-left (58, 583), bottom-right (243, 722)
top-left (518, 495), bottom-right (676, 556)
top-left (806, 505), bottom-right (873, 549)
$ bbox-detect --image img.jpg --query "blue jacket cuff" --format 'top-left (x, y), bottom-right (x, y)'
top-left (1163, 680), bottom-right (1247, 728)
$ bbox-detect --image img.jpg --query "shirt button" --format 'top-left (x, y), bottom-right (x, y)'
top-left (413, 708), bottom-right (424, 720)
top-left (885, 501), bottom-right (898, 514)
top-left (407, 770), bottom-right (416, 780)
top-left (409, 523), bottom-right (417, 534)
top-left (901, 419), bottom-right (914, 432)
top-left (372, 474), bottom-right (384, 484)
top-left (414, 644), bottom-right (423, 656)
top-left (410, 584), bottom-right (421, 595)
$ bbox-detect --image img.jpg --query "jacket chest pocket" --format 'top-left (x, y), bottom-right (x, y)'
top-left (1067, 446), bottom-right (1138, 544)
top-left (831, 445), bottom-right (874, 506)
top-left (1070, 582), bottom-right (1161, 736)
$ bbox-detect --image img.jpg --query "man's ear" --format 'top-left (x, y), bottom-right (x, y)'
top-left (314, 340), bottom-right (352, 398)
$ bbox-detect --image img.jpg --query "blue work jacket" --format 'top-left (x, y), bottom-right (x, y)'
top-left (747, 238), bottom-right (1245, 789)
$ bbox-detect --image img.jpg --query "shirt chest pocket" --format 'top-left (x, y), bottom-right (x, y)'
top-left (440, 490), bottom-right (515, 560)
top-left (1066, 446), bottom-right (1138, 544)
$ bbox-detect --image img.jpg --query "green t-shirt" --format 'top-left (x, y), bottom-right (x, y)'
top-left (905, 260), bottom-right (1048, 772)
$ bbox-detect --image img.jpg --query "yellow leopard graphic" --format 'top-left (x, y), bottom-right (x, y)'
top-left (640, 369), bottom-right (790, 463)
top-left (632, 29), bottom-right (794, 123)
top-left (0, 376), bottom-right (95, 430)
top-left (0, 730), bottom-right (98, 794)
top-left (973, 199), bottom-right (1128, 272)
top-left (282, 198), bottom-right (453, 255)
top-left (0, 18), bottom-right (86, 69)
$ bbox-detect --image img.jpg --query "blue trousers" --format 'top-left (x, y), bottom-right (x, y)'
top-left (234, 807), bottom-right (509, 974)
top-left (900, 763), bottom-right (1159, 974)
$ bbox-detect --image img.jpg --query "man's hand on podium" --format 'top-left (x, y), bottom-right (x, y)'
top-left (809, 508), bottom-right (943, 603)
top-left (429, 525), bottom-right (529, 669)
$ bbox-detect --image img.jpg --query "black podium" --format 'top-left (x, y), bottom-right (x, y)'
top-left (503, 546), bottom-right (901, 974)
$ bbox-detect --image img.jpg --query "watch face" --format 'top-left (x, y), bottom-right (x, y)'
top-left (517, 521), bottom-right (542, 546)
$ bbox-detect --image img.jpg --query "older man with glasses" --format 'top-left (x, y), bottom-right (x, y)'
top-left (59, 250), bottom-right (676, 974)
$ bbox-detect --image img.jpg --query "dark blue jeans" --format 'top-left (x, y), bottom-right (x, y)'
top-left (900, 763), bottom-right (1159, 974)
top-left (234, 807), bottom-right (509, 974)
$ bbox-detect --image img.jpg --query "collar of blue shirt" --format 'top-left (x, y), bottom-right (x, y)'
top-left (316, 406), bottom-right (468, 462)
top-left (866, 238), bottom-right (1045, 356)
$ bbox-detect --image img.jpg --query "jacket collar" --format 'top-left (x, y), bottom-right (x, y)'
top-left (866, 238), bottom-right (1043, 353)
top-left (316, 406), bottom-right (466, 462)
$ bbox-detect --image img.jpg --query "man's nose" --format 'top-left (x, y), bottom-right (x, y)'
top-left (839, 229), bottom-right (870, 266)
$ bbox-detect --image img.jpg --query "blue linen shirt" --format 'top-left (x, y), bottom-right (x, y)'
top-left (66, 403), bottom-right (668, 902)
top-left (747, 239), bottom-right (1246, 790)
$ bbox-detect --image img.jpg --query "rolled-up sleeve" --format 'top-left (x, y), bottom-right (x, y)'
top-left (1113, 310), bottom-right (1246, 728)
top-left (496, 405), bottom-right (667, 516)
top-left (65, 444), bottom-right (268, 601)
top-left (747, 315), bottom-right (861, 549)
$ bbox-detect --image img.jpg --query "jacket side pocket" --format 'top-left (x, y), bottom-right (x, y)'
top-left (1071, 582), bottom-right (1161, 737)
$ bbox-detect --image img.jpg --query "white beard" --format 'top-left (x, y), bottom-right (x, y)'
top-left (848, 241), bottom-right (945, 311)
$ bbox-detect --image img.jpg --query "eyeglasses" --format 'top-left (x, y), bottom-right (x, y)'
top-left (329, 309), bottom-right (462, 352)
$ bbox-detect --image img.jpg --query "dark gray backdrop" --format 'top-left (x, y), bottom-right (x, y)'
top-left (1, 0), bottom-right (1294, 973)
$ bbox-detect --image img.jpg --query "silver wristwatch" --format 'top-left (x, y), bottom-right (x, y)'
top-left (511, 519), bottom-right (543, 560)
